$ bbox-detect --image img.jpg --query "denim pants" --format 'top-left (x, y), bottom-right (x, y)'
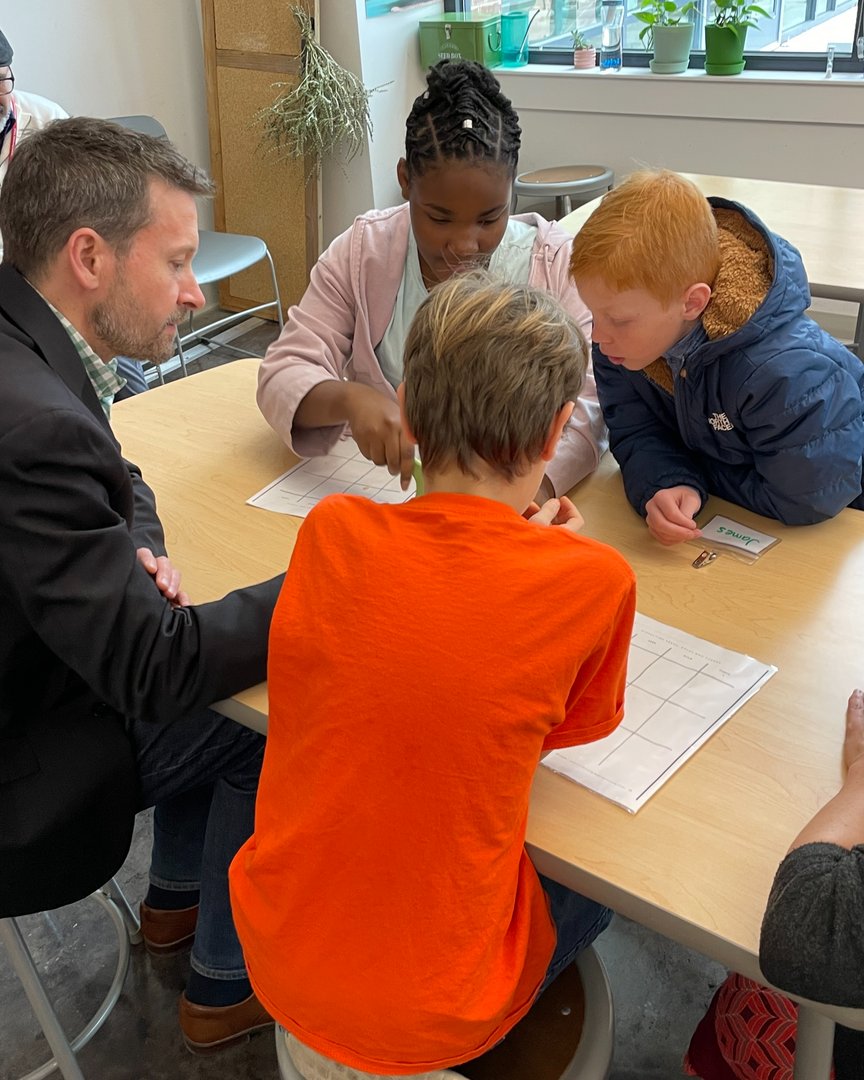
top-left (126, 709), bottom-right (264, 981)
top-left (114, 356), bottom-right (150, 398)
top-left (538, 872), bottom-right (613, 990)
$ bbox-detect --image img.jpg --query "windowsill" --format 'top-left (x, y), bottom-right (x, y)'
top-left (496, 62), bottom-right (864, 85)
top-left (493, 62), bottom-right (864, 125)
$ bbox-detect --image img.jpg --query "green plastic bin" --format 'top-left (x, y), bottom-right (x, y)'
top-left (418, 13), bottom-right (502, 69)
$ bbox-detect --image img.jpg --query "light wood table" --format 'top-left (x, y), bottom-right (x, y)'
top-left (113, 359), bottom-right (864, 1076)
top-left (560, 173), bottom-right (864, 356)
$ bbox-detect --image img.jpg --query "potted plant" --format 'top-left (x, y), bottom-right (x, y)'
top-left (635, 0), bottom-right (697, 73)
top-left (571, 28), bottom-right (597, 69)
top-left (704, 0), bottom-right (770, 75)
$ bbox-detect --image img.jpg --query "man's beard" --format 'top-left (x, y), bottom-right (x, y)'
top-left (92, 277), bottom-right (186, 365)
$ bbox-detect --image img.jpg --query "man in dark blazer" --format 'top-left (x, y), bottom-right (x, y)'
top-left (0, 117), bottom-right (282, 1052)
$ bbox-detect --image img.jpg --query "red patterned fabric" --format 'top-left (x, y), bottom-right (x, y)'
top-left (683, 973), bottom-right (835, 1080)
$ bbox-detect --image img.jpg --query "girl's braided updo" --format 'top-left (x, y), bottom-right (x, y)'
top-left (404, 60), bottom-right (521, 179)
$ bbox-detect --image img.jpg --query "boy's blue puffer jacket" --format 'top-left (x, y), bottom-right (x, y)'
top-left (595, 198), bottom-right (864, 525)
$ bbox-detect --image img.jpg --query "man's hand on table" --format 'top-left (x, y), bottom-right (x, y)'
top-left (136, 547), bottom-right (191, 607)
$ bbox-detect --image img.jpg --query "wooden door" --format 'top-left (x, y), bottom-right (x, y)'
top-left (201, 0), bottom-right (320, 317)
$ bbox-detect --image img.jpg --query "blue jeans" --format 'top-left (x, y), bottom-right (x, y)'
top-left (114, 356), bottom-right (150, 399)
top-left (127, 709), bottom-right (264, 981)
top-left (538, 872), bottom-right (613, 990)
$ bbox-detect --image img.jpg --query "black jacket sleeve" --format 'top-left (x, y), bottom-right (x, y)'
top-left (0, 406), bottom-right (283, 725)
top-left (127, 458), bottom-right (167, 555)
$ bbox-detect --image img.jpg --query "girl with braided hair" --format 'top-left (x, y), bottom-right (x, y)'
top-left (258, 60), bottom-right (606, 498)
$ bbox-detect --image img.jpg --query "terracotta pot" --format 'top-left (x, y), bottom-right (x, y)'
top-left (573, 47), bottom-right (597, 69)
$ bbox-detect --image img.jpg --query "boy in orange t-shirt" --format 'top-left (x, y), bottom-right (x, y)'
top-left (230, 272), bottom-right (636, 1076)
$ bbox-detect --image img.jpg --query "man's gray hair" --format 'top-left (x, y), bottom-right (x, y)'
top-left (0, 116), bottom-right (215, 280)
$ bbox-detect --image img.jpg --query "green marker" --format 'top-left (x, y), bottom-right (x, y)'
top-left (412, 458), bottom-right (424, 495)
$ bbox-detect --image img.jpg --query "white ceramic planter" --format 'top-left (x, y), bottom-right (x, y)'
top-left (649, 23), bottom-right (694, 73)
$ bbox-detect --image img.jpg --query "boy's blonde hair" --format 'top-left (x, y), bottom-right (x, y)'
top-left (569, 170), bottom-right (720, 305)
top-left (402, 272), bottom-right (587, 481)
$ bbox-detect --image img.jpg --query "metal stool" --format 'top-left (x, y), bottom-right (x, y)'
top-left (514, 165), bottom-right (614, 218)
top-left (0, 879), bottom-right (141, 1080)
top-left (275, 944), bottom-right (614, 1080)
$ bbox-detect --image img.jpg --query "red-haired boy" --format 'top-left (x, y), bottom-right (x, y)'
top-left (570, 170), bottom-right (864, 544)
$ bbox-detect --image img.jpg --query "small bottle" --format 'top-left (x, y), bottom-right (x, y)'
top-left (600, 0), bottom-right (624, 71)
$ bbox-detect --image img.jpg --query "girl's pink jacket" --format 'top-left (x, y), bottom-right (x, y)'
top-left (257, 204), bottom-right (607, 494)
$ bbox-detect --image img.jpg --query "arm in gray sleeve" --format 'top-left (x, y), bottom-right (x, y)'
top-left (759, 842), bottom-right (864, 1007)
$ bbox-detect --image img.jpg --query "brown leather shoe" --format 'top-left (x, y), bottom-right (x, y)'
top-left (178, 991), bottom-right (274, 1054)
top-left (139, 901), bottom-right (198, 955)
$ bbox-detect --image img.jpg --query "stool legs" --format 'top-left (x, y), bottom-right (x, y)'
top-left (852, 300), bottom-right (863, 360)
top-left (792, 1005), bottom-right (835, 1080)
top-left (0, 880), bottom-right (136, 1080)
top-left (100, 879), bottom-right (142, 946)
top-left (0, 918), bottom-right (87, 1080)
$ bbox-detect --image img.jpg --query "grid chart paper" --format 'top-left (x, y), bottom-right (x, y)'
top-left (247, 437), bottom-right (416, 517)
top-left (543, 613), bottom-right (777, 813)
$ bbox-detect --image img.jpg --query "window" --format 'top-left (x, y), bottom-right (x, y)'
top-left (511, 0), bottom-right (864, 70)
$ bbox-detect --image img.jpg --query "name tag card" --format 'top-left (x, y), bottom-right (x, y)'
top-left (698, 515), bottom-right (780, 559)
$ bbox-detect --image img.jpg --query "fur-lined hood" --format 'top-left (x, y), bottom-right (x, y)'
top-left (700, 197), bottom-right (811, 348)
top-left (641, 199), bottom-right (812, 394)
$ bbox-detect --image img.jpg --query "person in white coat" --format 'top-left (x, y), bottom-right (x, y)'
top-left (0, 28), bottom-right (149, 395)
top-left (0, 30), bottom-right (68, 261)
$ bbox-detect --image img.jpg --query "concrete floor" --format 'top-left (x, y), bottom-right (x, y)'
top-left (1, 811), bottom-right (726, 1080)
top-left (1, 327), bottom-right (727, 1078)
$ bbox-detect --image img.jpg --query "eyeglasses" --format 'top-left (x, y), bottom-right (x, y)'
top-left (0, 71), bottom-right (14, 95)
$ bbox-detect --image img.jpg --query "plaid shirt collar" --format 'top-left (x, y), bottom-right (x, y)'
top-left (42, 300), bottom-right (126, 418)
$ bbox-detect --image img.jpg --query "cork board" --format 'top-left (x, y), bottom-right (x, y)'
top-left (213, 0), bottom-right (306, 56)
top-left (203, 0), bottom-right (318, 317)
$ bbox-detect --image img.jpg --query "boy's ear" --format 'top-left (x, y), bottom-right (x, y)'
top-left (540, 401), bottom-right (575, 462)
top-left (683, 282), bottom-right (712, 320)
top-left (395, 383), bottom-right (416, 444)
top-left (396, 159), bottom-right (411, 201)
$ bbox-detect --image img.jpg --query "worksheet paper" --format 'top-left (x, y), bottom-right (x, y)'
top-left (543, 614), bottom-right (777, 813)
top-left (247, 437), bottom-right (416, 517)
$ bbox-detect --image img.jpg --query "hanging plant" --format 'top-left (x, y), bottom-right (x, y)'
top-left (257, 6), bottom-right (380, 176)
